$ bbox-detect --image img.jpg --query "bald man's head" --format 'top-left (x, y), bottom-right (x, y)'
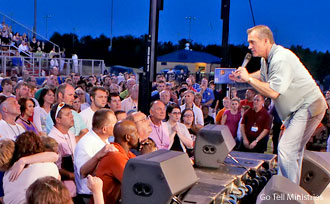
top-left (113, 120), bottom-right (139, 149)
top-left (127, 111), bottom-right (152, 141)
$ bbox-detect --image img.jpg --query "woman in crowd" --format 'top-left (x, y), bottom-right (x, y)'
top-left (26, 176), bottom-right (73, 204)
top-left (16, 98), bottom-right (40, 135)
top-left (26, 175), bottom-right (105, 204)
top-left (2, 132), bottom-right (59, 204)
top-left (165, 104), bottom-right (194, 152)
top-left (34, 88), bottom-right (55, 135)
top-left (194, 92), bottom-right (203, 109)
top-left (181, 108), bottom-right (200, 141)
top-left (221, 98), bottom-right (241, 145)
top-left (75, 87), bottom-right (89, 111)
top-left (72, 95), bottom-right (82, 113)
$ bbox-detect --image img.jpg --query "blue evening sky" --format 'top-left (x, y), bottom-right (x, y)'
top-left (1, 0), bottom-right (330, 52)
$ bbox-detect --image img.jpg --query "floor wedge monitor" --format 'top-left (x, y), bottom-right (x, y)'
top-left (122, 149), bottom-right (198, 204)
top-left (194, 124), bottom-right (236, 168)
top-left (300, 151), bottom-right (330, 196)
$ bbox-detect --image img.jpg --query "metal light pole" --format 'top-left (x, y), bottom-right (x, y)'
top-left (33, 0), bottom-right (37, 37)
top-left (43, 14), bottom-right (52, 39)
top-left (185, 16), bottom-right (196, 42)
top-left (109, 0), bottom-right (114, 52)
top-left (221, 0), bottom-right (230, 67)
top-left (138, 0), bottom-right (163, 115)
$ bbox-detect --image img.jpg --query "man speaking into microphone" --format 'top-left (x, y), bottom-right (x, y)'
top-left (229, 25), bottom-right (327, 185)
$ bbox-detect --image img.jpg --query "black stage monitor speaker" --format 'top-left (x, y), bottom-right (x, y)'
top-left (121, 149), bottom-right (198, 204)
top-left (257, 175), bottom-right (315, 204)
top-left (194, 124), bottom-right (235, 168)
top-left (300, 150), bottom-right (330, 196)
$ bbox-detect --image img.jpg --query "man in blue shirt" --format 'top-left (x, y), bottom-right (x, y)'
top-left (46, 83), bottom-right (88, 141)
top-left (197, 77), bottom-right (214, 107)
top-left (189, 74), bottom-right (200, 90)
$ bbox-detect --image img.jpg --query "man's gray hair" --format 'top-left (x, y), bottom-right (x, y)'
top-left (247, 25), bottom-right (275, 44)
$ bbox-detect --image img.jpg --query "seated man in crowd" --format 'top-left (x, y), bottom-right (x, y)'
top-left (160, 90), bottom-right (175, 108)
top-left (115, 110), bottom-right (127, 121)
top-left (122, 84), bottom-right (138, 113)
top-left (79, 87), bottom-right (108, 130)
top-left (197, 78), bottom-right (214, 107)
top-left (74, 109), bottom-right (117, 204)
top-left (180, 90), bottom-right (204, 128)
top-left (0, 96), bottom-right (25, 140)
top-left (240, 94), bottom-right (271, 153)
top-left (46, 83), bottom-right (88, 141)
top-left (107, 93), bottom-right (122, 113)
top-left (119, 78), bottom-right (136, 99)
top-left (149, 100), bottom-right (170, 150)
top-left (127, 111), bottom-right (157, 155)
top-left (151, 80), bottom-right (166, 101)
top-left (0, 78), bottom-right (14, 97)
top-left (48, 102), bottom-right (77, 197)
top-left (240, 88), bottom-right (256, 109)
top-left (95, 120), bottom-right (138, 204)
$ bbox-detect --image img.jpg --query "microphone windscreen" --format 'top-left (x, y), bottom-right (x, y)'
top-left (241, 53), bottom-right (252, 67)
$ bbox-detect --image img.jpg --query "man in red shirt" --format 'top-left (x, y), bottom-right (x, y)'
top-left (240, 94), bottom-right (271, 153)
top-left (240, 88), bottom-right (256, 109)
top-left (95, 120), bottom-right (139, 204)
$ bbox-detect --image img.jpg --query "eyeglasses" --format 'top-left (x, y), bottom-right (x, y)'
top-left (171, 112), bottom-right (181, 115)
top-left (55, 102), bottom-right (65, 118)
top-left (135, 117), bottom-right (148, 123)
top-left (183, 114), bottom-right (193, 118)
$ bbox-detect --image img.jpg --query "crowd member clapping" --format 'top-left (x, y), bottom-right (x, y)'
top-left (165, 104), bottom-right (194, 152)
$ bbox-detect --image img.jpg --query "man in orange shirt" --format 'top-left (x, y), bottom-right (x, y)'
top-left (215, 96), bottom-right (230, 124)
top-left (95, 120), bottom-right (139, 204)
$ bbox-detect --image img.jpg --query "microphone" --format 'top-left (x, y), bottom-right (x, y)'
top-left (241, 53), bottom-right (252, 67)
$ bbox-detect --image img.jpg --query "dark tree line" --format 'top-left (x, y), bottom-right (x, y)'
top-left (49, 32), bottom-right (330, 83)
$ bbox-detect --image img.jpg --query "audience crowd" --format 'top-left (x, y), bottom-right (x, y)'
top-left (0, 63), bottom-right (329, 204)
